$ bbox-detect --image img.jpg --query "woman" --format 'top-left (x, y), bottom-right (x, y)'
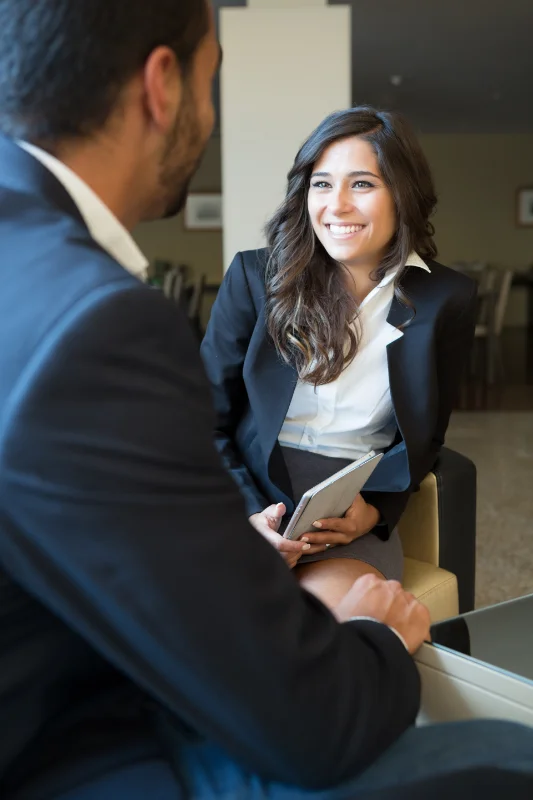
top-left (201, 106), bottom-right (476, 609)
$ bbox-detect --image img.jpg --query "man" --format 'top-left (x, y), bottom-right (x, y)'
top-left (0, 2), bottom-right (531, 799)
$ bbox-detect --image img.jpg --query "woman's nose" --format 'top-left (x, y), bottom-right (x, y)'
top-left (329, 186), bottom-right (353, 215)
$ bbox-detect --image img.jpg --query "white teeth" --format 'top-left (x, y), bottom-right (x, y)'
top-left (328, 224), bottom-right (364, 235)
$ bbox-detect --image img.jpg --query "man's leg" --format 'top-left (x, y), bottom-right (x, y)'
top-left (53, 760), bottom-right (179, 800)
top-left (174, 719), bottom-right (533, 799)
top-left (346, 719), bottom-right (533, 799)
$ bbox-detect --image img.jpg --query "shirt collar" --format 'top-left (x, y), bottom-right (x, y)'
top-left (406, 251), bottom-right (431, 273)
top-left (378, 251), bottom-right (431, 288)
top-left (18, 141), bottom-right (148, 280)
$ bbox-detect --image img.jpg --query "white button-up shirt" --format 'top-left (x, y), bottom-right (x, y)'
top-left (18, 142), bottom-right (148, 279)
top-left (278, 253), bottom-right (430, 461)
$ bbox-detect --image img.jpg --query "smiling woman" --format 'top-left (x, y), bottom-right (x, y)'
top-left (201, 106), bottom-right (477, 609)
top-left (308, 143), bottom-right (397, 294)
top-left (265, 107), bottom-right (437, 387)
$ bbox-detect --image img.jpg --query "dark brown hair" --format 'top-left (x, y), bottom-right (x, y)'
top-left (0, 0), bottom-right (209, 143)
top-left (264, 106), bottom-right (437, 386)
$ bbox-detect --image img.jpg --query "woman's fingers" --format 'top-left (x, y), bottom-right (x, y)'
top-left (278, 536), bottom-right (310, 553)
top-left (264, 502), bottom-right (286, 530)
top-left (301, 531), bottom-right (352, 546)
top-left (264, 530), bottom-right (310, 553)
top-left (312, 516), bottom-right (355, 533)
top-left (304, 544), bottom-right (332, 555)
top-left (283, 552), bottom-right (303, 569)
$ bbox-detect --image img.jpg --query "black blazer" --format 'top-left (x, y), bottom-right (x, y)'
top-left (0, 135), bottom-right (420, 798)
top-left (201, 249), bottom-right (477, 534)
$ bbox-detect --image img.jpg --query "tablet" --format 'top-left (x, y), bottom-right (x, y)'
top-left (282, 450), bottom-right (383, 540)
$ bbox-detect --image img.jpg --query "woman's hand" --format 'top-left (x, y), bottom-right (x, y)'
top-left (301, 494), bottom-right (380, 553)
top-left (249, 503), bottom-right (311, 569)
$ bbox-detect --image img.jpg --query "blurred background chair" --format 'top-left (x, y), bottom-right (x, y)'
top-left (150, 261), bottom-right (209, 339)
top-left (163, 264), bottom-right (187, 305)
top-left (187, 272), bottom-right (207, 340)
top-left (473, 268), bottom-right (514, 383)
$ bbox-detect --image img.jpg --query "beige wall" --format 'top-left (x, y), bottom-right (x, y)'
top-left (420, 134), bottom-right (533, 269)
top-left (132, 133), bottom-right (533, 326)
top-left (220, 5), bottom-right (351, 266)
top-left (249, 0), bottom-right (326, 7)
top-left (420, 134), bottom-right (533, 326)
top-left (132, 137), bottom-right (223, 284)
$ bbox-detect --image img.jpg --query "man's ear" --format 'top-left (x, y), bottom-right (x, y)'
top-left (143, 46), bottom-right (183, 133)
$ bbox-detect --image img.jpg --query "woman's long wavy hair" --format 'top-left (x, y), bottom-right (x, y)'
top-left (264, 106), bottom-right (437, 386)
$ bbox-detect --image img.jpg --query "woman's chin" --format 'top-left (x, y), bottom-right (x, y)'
top-left (325, 243), bottom-right (365, 264)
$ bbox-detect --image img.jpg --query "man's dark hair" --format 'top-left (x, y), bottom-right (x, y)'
top-left (0, 0), bottom-right (209, 144)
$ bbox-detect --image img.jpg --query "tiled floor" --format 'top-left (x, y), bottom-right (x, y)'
top-left (446, 411), bottom-right (533, 609)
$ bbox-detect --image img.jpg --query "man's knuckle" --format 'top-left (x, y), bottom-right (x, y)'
top-left (387, 580), bottom-right (402, 592)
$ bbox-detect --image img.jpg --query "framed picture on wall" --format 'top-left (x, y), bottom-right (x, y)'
top-left (184, 192), bottom-right (222, 231)
top-left (516, 187), bottom-right (533, 227)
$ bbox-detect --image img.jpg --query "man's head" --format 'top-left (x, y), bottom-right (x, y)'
top-left (0, 0), bottom-right (220, 222)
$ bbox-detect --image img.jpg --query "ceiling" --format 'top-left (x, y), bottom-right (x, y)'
top-left (212, 0), bottom-right (533, 134)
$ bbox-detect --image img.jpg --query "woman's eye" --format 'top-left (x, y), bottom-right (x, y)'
top-left (311, 181), bottom-right (330, 189)
top-left (353, 180), bottom-right (373, 189)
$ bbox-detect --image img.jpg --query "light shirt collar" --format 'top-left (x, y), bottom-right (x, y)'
top-left (406, 251), bottom-right (431, 273)
top-left (377, 251), bottom-right (431, 289)
top-left (18, 141), bottom-right (148, 279)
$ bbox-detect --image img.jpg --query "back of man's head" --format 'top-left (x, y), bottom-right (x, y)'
top-left (0, 0), bottom-right (209, 145)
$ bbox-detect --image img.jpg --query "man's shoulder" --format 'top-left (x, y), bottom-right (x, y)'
top-left (0, 203), bottom-right (158, 411)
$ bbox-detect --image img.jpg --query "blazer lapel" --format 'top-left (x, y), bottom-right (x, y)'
top-left (384, 267), bottom-right (433, 470)
top-left (247, 327), bottom-right (298, 505)
top-left (247, 316), bottom-right (298, 460)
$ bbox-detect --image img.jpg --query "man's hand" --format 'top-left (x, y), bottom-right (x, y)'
top-left (333, 573), bottom-right (431, 655)
top-left (249, 503), bottom-right (310, 569)
top-left (301, 494), bottom-right (380, 553)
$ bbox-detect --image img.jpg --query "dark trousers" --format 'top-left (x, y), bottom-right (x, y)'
top-left (53, 719), bottom-right (533, 800)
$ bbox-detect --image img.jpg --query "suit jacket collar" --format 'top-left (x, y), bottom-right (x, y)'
top-left (387, 260), bottom-right (430, 328)
top-left (18, 141), bottom-right (148, 279)
top-left (259, 262), bottom-right (433, 439)
top-left (383, 263), bottom-right (434, 481)
top-left (260, 261), bottom-right (434, 495)
top-left (0, 134), bottom-right (85, 226)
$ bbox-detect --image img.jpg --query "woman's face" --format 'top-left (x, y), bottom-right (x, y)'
top-left (307, 135), bottom-right (397, 270)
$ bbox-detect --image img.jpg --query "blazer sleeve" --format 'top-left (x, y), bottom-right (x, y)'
top-left (362, 279), bottom-right (478, 536)
top-left (201, 251), bottom-right (268, 517)
top-left (0, 283), bottom-right (420, 790)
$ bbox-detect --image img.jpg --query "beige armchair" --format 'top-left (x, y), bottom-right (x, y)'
top-left (399, 448), bottom-right (476, 623)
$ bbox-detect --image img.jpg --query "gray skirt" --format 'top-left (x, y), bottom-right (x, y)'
top-left (281, 446), bottom-right (403, 581)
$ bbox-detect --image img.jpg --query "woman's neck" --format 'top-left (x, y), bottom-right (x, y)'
top-left (344, 264), bottom-right (381, 305)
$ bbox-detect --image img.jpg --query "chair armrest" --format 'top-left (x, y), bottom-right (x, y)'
top-left (398, 474), bottom-right (440, 566)
top-left (433, 447), bottom-right (477, 613)
top-left (399, 447), bottom-right (476, 614)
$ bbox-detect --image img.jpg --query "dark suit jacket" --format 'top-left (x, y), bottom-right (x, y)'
top-left (201, 249), bottom-right (477, 534)
top-left (0, 134), bottom-right (421, 799)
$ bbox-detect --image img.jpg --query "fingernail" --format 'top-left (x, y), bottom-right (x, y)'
top-left (301, 537), bottom-right (310, 543)
top-left (313, 521), bottom-right (322, 528)
top-left (302, 543), bottom-right (311, 550)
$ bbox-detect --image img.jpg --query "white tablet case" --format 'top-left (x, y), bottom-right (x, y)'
top-left (283, 451), bottom-right (383, 540)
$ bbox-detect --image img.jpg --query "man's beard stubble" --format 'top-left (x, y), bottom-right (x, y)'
top-left (158, 90), bottom-right (209, 220)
